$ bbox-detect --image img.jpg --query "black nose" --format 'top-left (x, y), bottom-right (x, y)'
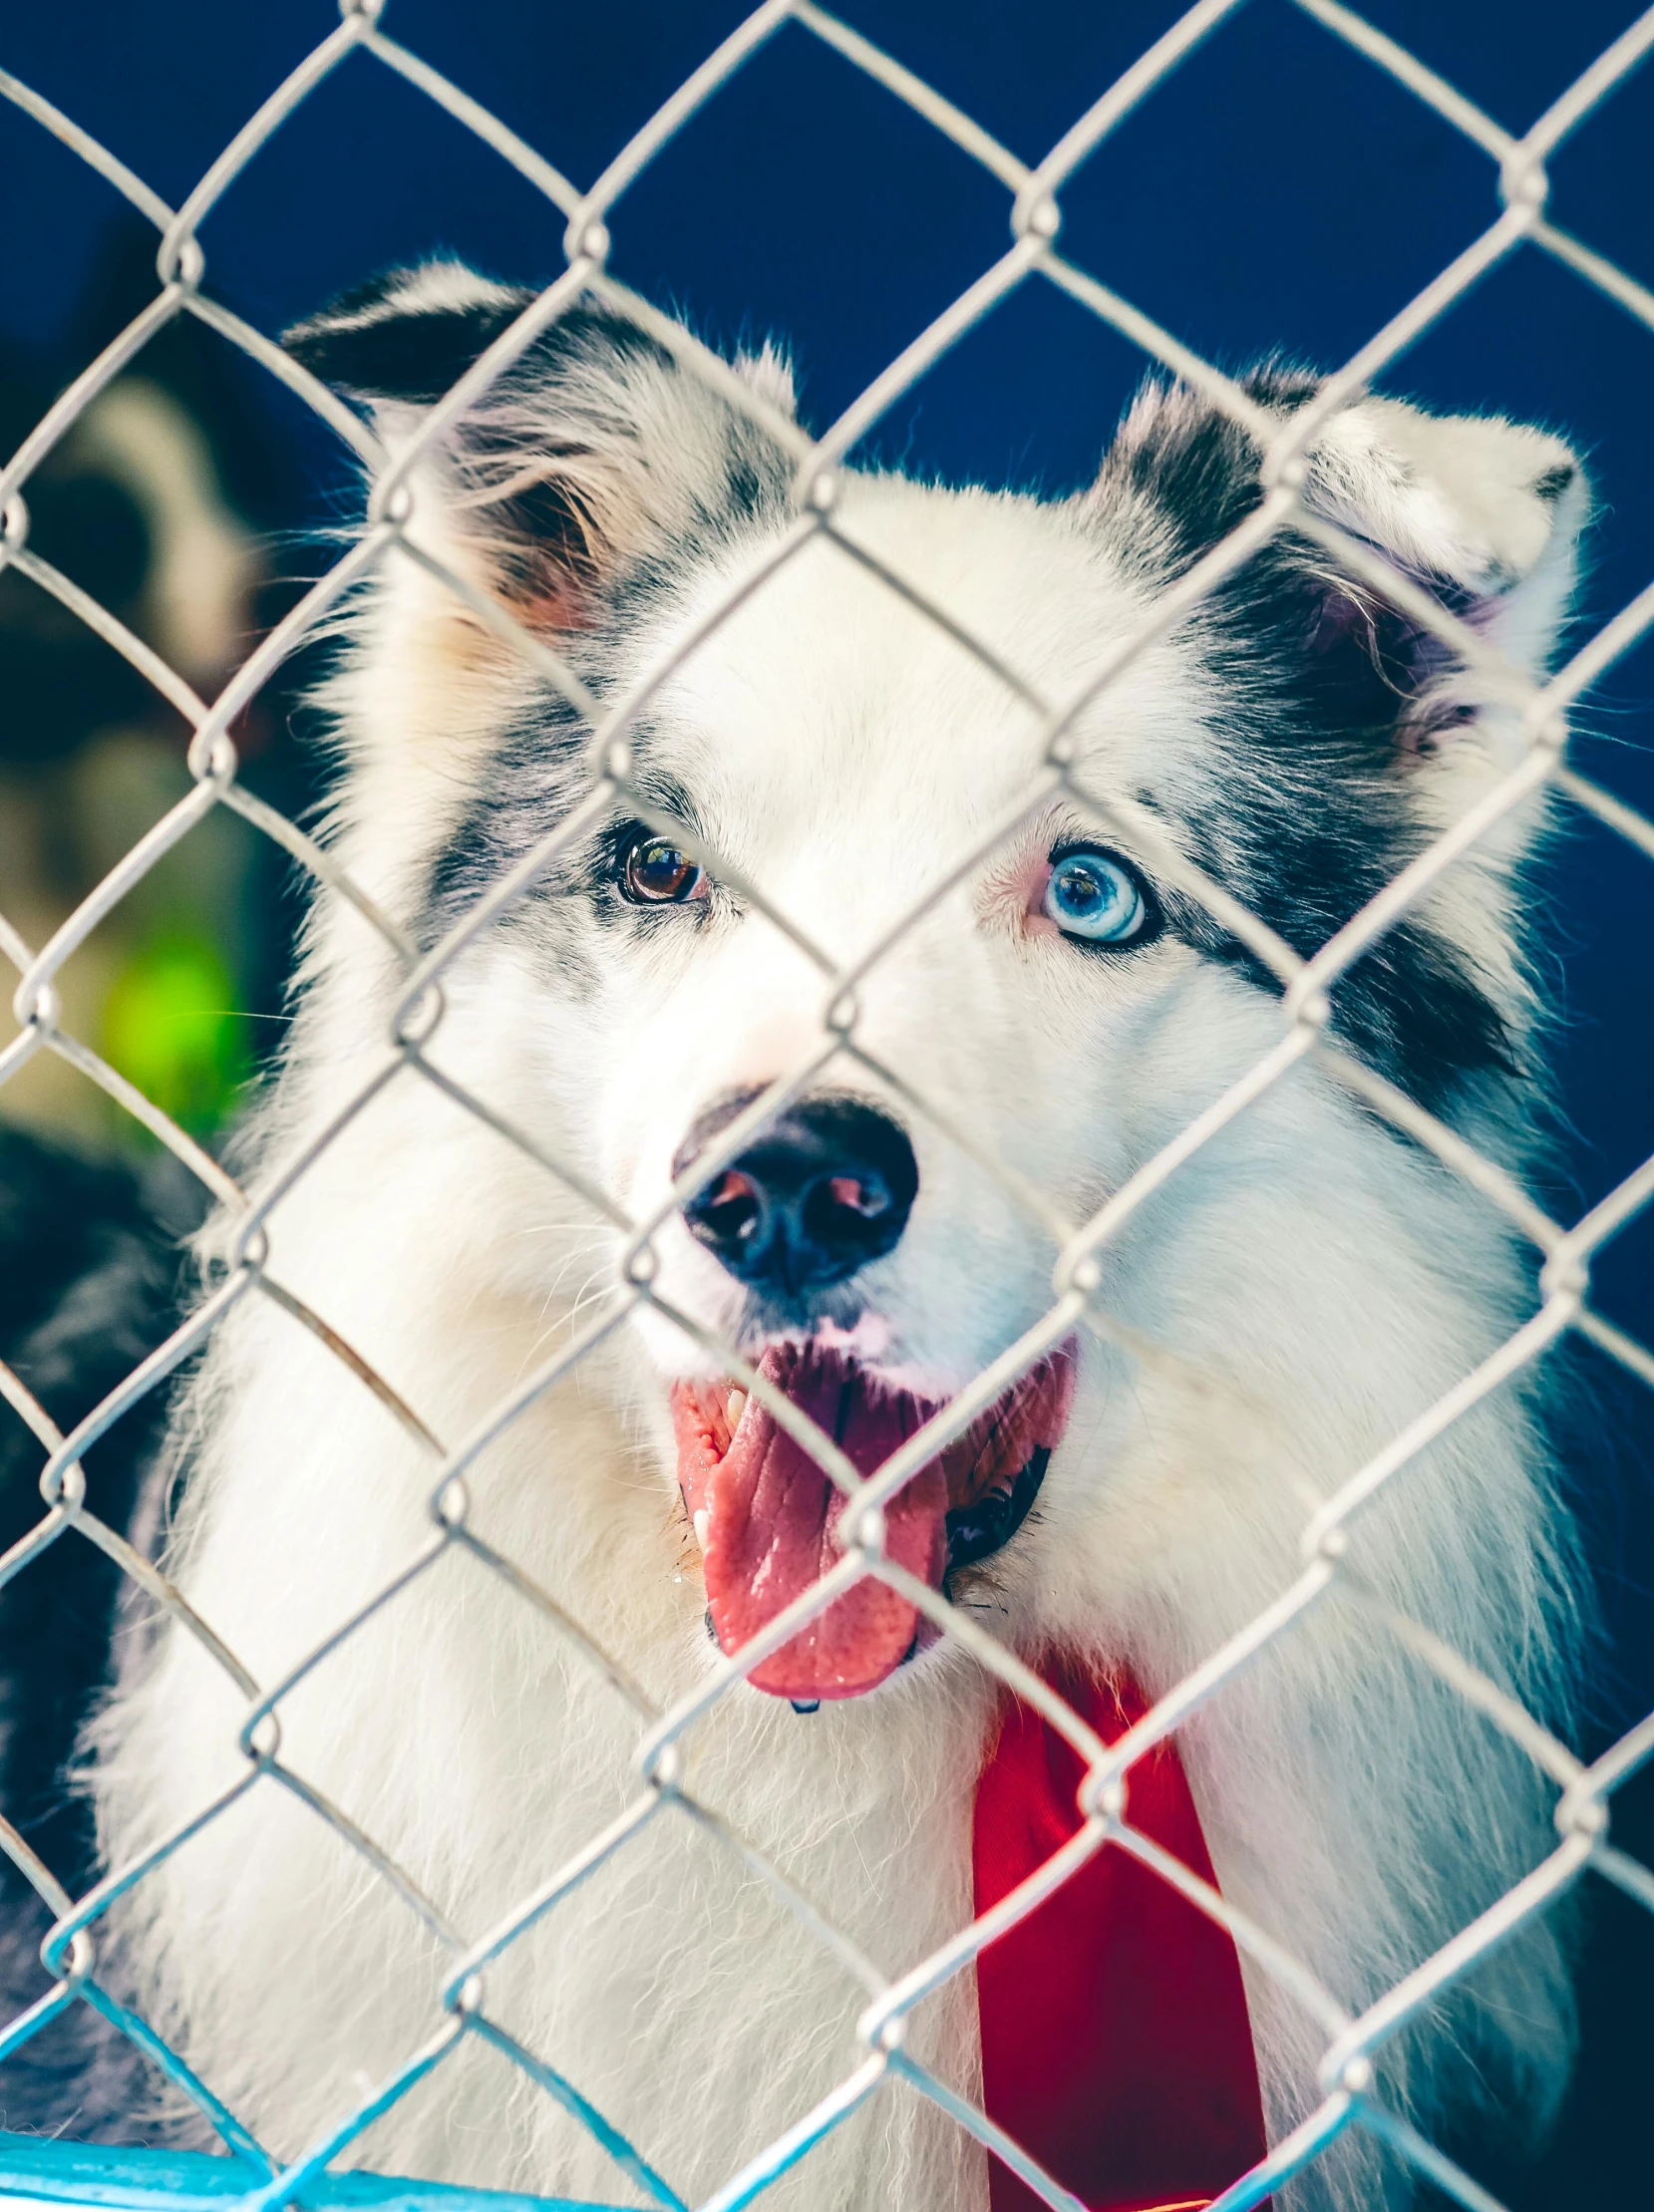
top-left (676, 1093), bottom-right (918, 1295)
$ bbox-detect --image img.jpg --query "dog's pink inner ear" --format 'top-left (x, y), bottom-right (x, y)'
top-left (1306, 580), bottom-right (1374, 649)
top-left (517, 579), bottom-right (592, 633)
top-left (487, 529), bottom-right (597, 634)
top-left (458, 465), bottom-right (620, 634)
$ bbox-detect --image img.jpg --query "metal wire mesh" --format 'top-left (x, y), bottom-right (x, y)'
top-left (3, 2), bottom-right (1653, 2207)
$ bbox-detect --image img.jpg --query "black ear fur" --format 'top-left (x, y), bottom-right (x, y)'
top-left (283, 269), bottom-right (535, 406)
top-left (282, 269), bottom-right (686, 418)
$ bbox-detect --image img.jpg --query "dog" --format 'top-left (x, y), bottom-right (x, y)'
top-left (85, 263), bottom-right (1591, 2210)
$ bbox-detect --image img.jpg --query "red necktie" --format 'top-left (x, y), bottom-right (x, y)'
top-left (974, 1663), bottom-right (1267, 2212)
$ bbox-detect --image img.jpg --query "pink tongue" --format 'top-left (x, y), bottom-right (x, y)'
top-left (696, 1348), bottom-right (947, 1702)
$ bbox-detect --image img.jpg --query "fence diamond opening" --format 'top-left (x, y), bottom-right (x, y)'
top-left (3, 3), bottom-right (1654, 2209)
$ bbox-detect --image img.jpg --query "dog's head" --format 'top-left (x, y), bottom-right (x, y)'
top-left (289, 265), bottom-right (1586, 1703)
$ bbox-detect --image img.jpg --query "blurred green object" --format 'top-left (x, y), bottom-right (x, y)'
top-left (99, 930), bottom-right (250, 1139)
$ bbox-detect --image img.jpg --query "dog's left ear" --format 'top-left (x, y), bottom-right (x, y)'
top-left (1298, 387), bottom-right (1587, 696)
top-left (1095, 371), bottom-right (1588, 774)
top-left (284, 261), bottom-right (798, 631)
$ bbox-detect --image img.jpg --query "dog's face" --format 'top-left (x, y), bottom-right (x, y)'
top-left (290, 266), bottom-right (1583, 1703)
top-left (523, 487), bottom-right (1206, 1374)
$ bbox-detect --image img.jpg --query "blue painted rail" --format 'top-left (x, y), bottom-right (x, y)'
top-left (0, 2135), bottom-right (628, 2212)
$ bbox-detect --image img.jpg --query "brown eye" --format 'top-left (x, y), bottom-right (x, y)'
top-left (622, 835), bottom-right (706, 904)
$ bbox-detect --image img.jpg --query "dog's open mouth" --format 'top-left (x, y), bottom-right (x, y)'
top-left (671, 1340), bottom-right (1076, 1703)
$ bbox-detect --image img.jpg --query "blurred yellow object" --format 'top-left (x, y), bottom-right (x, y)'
top-left (99, 931), bottom-right (249, 1140)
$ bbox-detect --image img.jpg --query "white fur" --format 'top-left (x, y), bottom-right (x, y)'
top-left (92, 287), bottom-right (1588, 2211)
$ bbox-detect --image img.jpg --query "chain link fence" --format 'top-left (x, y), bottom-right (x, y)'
top-left (2, 2), bottom-right (1653, 2207)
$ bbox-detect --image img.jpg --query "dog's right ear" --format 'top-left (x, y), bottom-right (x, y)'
top-left (284, 261), bottom-right (799, 631)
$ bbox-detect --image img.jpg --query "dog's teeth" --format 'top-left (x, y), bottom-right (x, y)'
top-left (726, 1388), bottom-right (747, 1429)
top-left (693, 1508), bottom-right (710, 1547)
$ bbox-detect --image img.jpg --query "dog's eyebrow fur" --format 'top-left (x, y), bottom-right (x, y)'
top-left (421, 692), bottom-right (593, 945)
top-left (421, 697), bottom-right (719, 950)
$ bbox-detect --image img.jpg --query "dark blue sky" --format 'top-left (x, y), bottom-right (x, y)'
top-left (4, 0), bottom-right (1651, 1699)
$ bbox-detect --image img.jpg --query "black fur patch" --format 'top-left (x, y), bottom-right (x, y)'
top-left (1096, 371), bottom-right (1519, 1112)
top-left (422, 693), bottom-right (595, 943)
top-left (284, 279), bottom-right (530, 406)
top-left (1532, 463), bottom-right (1575, 507)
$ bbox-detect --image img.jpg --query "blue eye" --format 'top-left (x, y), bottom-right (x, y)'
top-left (1043, 847), bottom-right (1153, 946)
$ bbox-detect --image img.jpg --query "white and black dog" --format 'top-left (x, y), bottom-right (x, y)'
top-left (87, 264), bottom-right (1591, 2209)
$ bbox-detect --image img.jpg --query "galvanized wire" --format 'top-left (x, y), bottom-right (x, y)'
top-left (2, 4), bottom-right (1653, 2209)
